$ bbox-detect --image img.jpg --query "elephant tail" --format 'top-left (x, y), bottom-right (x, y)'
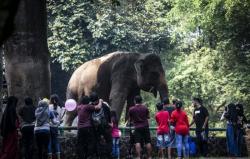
top-left (66, 87), bottom-right (77, 101)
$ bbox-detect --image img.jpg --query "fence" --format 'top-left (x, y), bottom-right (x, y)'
top-left (58, 126), bottom-right (227, 137)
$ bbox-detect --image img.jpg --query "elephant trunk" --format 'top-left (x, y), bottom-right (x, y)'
top-left (157, 80), bottom-right (169, 102)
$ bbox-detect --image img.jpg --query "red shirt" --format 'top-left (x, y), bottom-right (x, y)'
top-left (155, 110), bottom-right (170, 135)
top-left (129, 104), bottom-right (149, 128)
top-left (170, 109), bottom-right (189, 135)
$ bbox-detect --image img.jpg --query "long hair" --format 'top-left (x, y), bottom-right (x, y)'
top-left (111, 110), bottom-right (118, 127)
top-left (50, 94), bottom-right (60, 110)
top-left (0, 96), bottom-right (18, 137)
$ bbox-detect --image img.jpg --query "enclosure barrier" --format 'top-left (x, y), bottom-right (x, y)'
top-left (56, 126), bottom-right (249, 157)
top-left (58, 126), bottom-right (227, 136)
top-left (58, 126), bottom-right (227, 131)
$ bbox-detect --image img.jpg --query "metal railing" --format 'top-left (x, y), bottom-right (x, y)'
top-left (58, 126), bottom-right (227, 131)
top-left (58, 126), bottom-right (227, 137)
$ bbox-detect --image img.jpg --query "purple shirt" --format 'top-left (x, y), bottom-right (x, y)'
top-left (77, 104), bottom-right (95, 128)
top-left (129, 104), bottom-right (149, 128)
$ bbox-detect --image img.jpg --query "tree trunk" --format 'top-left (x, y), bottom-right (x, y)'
top-left (3, 0), bottom-right (50, 106)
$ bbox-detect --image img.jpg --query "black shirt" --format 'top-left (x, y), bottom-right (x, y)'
top-left (19, 104), bottom-right (36, 124)
top-left (193, 106), bottom-right (209, 132)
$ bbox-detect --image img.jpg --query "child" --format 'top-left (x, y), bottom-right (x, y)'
top-left (170, 101), bottom-right (189, 159)
top-left (111, 110), bottom-right (121, 158)
top-left (155, 102), bottom-right (170, 159)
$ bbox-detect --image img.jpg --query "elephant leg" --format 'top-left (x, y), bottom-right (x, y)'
top-left (109, 84), bottom-right (128, 121)
top-left (125, 89), bottom-right (140, 121)
top-left (64, 109), bottom-right (77, 126)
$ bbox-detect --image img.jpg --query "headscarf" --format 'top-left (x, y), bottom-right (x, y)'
top-left (0, 96), bottom-right (18, 137)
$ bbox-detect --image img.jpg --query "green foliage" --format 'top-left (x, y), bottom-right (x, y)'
top-left (168, 47), bottom-right (250, 126)
top-left (48, 0), bottom-right (250, 126)
top-left (47, 0), bottom-right (172, 71)
top-left (166, 0), bottom-right (250, 121)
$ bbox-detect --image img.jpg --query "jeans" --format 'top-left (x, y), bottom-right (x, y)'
top-left (48, 127), bottom-right (60, 155)
top-left (112, 138), bottom-right (120, 158)
top-left (35, 131), bottom-right (50, 159)
top-left (226, 123), bottom-right (237, 156)
top-left (176, 134), bottom-right (189, 157)
top-left (196, 129), bottom-right (208, 156)
top-left (21, 126), bottom-right (34, 159)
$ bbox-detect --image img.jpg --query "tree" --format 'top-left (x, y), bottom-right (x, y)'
top-left (47, 0), bottom-right (250, 123)
top-left (4, 0), bottom-right (50, 106)
top-left (166, 0), bottom-right (250, 118)
top-left (47, 0), bottom-right (172, 71)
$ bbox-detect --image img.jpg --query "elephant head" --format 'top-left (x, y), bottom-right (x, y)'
top-left (134, 53), bottom-right (169, 101)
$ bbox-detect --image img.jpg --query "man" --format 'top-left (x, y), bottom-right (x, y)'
top-left (190, 97), bottom-right (209, 157)
top-left (129, 95), bottom-right (152, 159)
top-left (77, 95), bottom-right (101, 159)
top-left (19, 97), bottom-right (36, 159)
top-left (89, 92), bottom-right (112, 158)
top-left (163, 97), bottom-right (176, 159)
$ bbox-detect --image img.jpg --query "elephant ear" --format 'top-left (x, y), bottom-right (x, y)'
top-left (134, 59), bottom-right (144, 85)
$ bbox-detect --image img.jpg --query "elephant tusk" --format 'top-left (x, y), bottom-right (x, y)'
top-left (149, 86), bottom-right (154, 92)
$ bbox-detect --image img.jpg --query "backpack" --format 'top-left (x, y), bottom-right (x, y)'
top-left (92, 107), bottom-right (107, 127)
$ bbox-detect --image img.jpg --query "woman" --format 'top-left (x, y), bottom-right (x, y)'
top-left (235, 103), bottom-right (247, 157)
top-left (48, 94), bottom-right (64, 159)
top-left (35, 99), bottom-right (59, 159)
top-left (223, 103), bottom-right (238, 156)
top-left (170, 101), bottom-right (189, 159)
top-left (0, 96), bottom-right (20, 159)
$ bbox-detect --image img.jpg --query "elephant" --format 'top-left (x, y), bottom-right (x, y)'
top-left (65, 51), bottom-right (169, 126)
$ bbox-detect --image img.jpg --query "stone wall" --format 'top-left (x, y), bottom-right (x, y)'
top-left (58, 133), bottom-right (248, 159)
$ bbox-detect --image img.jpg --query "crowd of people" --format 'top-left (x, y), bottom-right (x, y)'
top-left (128, 96), bottom-right (209, 159)
top-left (0, 93), bottom-right (248, 159)
top-left (0, 95), bottom-right (64, 159)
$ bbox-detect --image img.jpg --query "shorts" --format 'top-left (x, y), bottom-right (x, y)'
top-left (156, 134), bottom-right (170, 148)
top-left (134, 127), bottom-right (151, 145)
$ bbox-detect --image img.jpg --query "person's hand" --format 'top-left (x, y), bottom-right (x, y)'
top-left (202, 125), bottom-right (205, 130)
